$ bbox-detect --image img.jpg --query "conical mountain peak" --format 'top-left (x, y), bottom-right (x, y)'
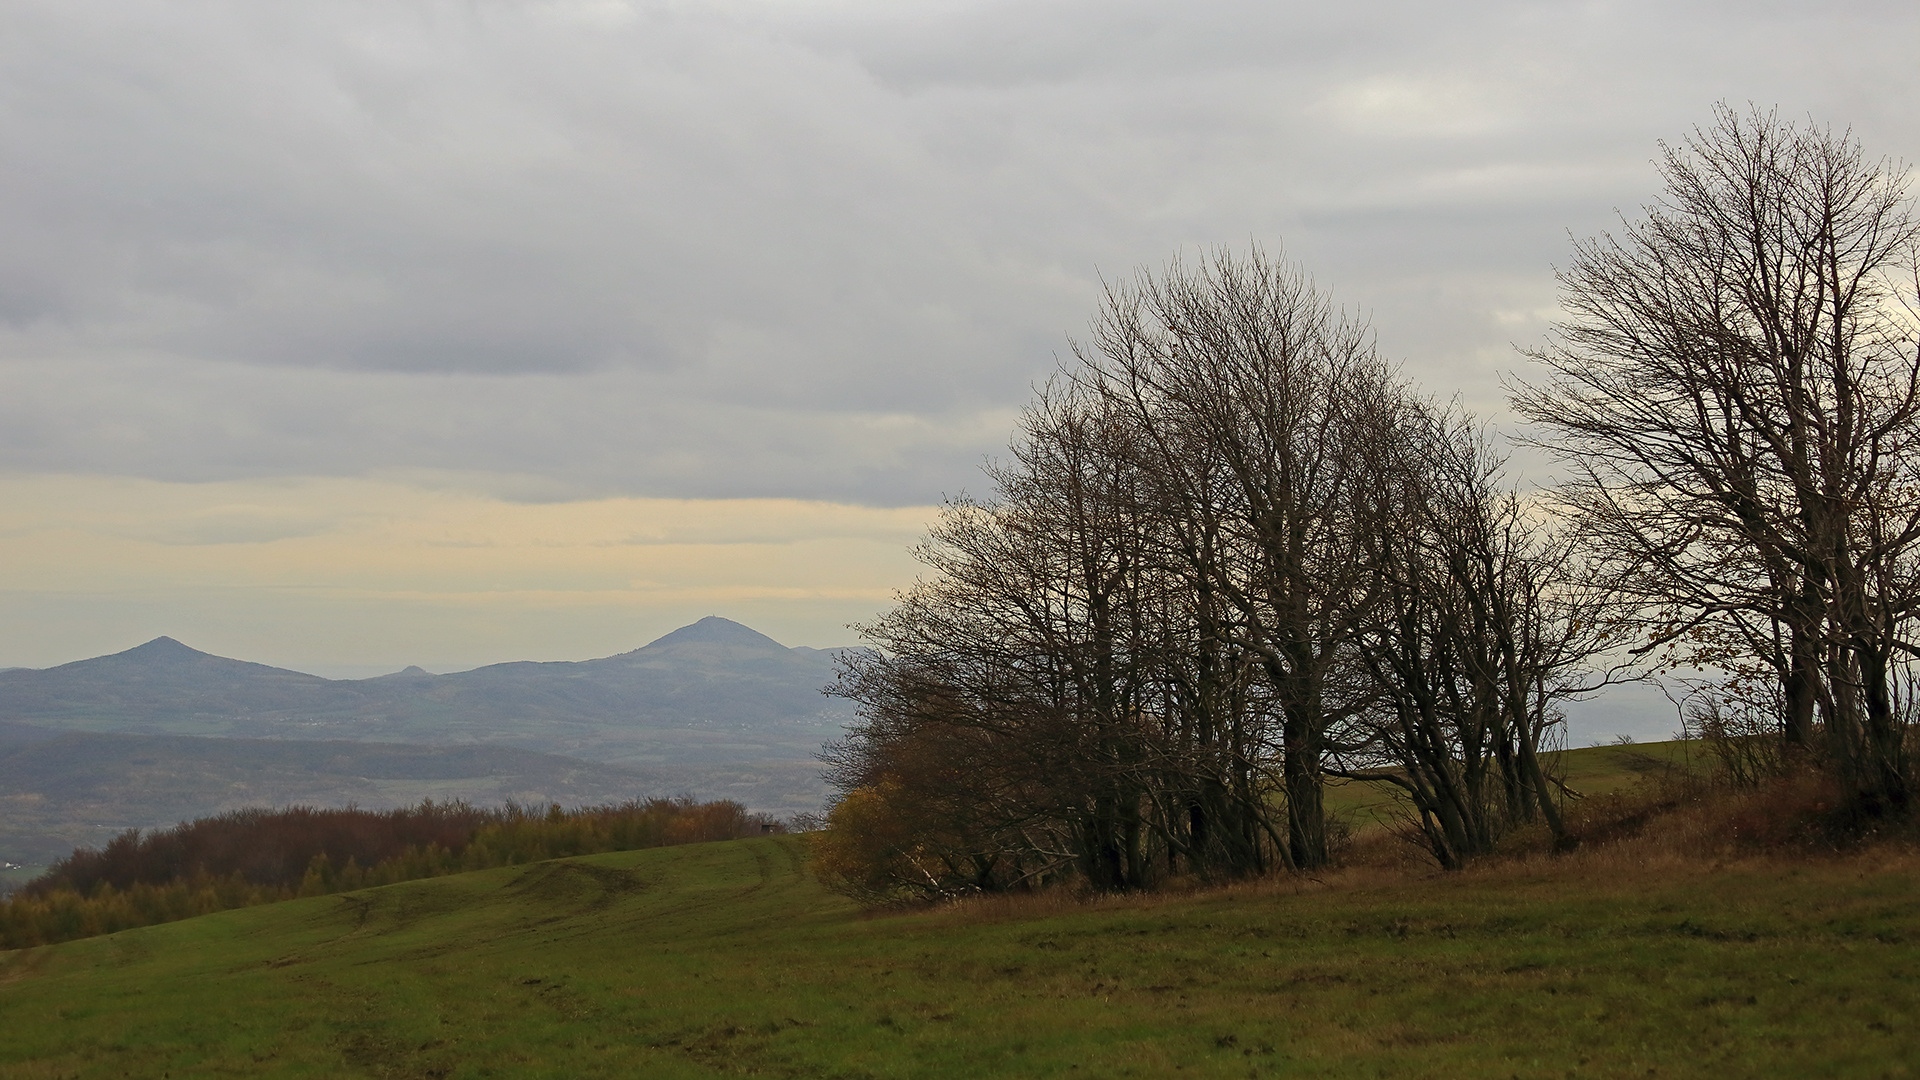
top-left (642, 616), bottom-right (788, 652)
top-left (124, 635), bottom-right (205, 657)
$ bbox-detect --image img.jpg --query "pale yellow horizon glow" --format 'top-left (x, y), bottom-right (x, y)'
top-left (0, 472), bottom-right (939, 677)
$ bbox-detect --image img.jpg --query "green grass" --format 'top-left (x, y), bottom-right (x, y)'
top-left (1323, 739), bottom-right (1703, 834)
top-left (1554, 740), bottom-right (1700, 796)
top-left (3, 826), bottom-right (1917, 1078)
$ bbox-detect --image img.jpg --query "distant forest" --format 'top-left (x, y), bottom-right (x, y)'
top-left (814, 107), bottom-right (1920, 899)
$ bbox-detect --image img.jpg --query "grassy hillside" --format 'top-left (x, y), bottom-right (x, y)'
top-left (1323, 738), bottom-right (1698, 834)
top-left (3, 822), bottom-right (1917, 1077)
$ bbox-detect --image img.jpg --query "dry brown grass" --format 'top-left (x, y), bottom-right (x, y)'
top-left (907, 760), bottom-right (1920, 929)
top-left (1449, 759), bottom-right (1920, 893)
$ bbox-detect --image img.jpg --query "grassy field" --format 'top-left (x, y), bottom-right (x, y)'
top-left (1323, 739), bottom-right (1699, 834)
top-left (3, 814), bottom-right (1917, 1077)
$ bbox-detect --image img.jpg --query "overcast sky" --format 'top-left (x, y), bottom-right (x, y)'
top-left (2, 1), bottom-right (1916, 734)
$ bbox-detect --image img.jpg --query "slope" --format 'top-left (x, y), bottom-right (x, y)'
top-left (1, 834), bottom-right (1916, 1078)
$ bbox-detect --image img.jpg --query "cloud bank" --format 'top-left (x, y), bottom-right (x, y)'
top-left (5, 0), bottom-right (1912, 506)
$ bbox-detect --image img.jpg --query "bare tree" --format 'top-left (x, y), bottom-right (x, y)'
top-left (826, 386), bottom-right (1179, 893)
top-left (1513, 105), bottom-right (1920, 817)
top-left (825, 362), bottom-right (1309, 894)
top-left (1073, 247), bottom-right (1399, 870)
top-left (1343, 405), bottom-right (1614, 864)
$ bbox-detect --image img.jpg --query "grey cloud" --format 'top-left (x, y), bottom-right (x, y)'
top-left (0, 355), bottom-right (1015, 504)
top-left (774, 1), bottom-right (1383, 90)
top-left (2, 0), bottom-right (1917, 504)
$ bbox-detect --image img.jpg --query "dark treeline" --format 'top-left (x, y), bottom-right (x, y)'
top-left (814, 107), bottom-right (1920, 901)
top-left (33, 802), bottom-right (494, 897)
top-left (1, 797), bottom-right (775, 948)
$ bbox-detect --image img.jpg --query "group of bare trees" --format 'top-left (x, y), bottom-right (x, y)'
top-left (818, 107), bottom-right (1920, 899)
top-left (823, 253), bottom-right (1606, 893)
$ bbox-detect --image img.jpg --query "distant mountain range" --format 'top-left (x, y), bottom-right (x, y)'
top-left (0, 616), bottom-right (860, 765)
top-left (0, 617), bottom-right (865, 866)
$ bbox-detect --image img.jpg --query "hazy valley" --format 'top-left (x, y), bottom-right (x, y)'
top-left (0, 617), bottom-right (854, 868)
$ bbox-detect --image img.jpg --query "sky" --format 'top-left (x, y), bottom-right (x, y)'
top-left (2, 1), bottom-right (1916, 735)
